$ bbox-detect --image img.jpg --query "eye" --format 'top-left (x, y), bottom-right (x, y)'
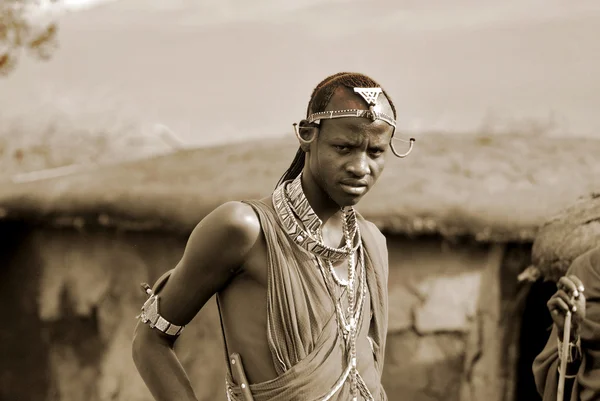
top-left (333, 145), bottom-right (350, 153)
top-left (369, 148), bottom-right (385, 158)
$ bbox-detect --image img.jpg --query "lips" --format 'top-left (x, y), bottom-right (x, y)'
top-left (340, 180), bottom-right (369, 187)
top-left (339, 181), bottom-right (368, 196)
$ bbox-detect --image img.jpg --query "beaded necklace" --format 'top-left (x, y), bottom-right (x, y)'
top-left (272, 176), bottom-right (374, 401)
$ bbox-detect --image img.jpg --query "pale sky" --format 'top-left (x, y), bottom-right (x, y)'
top-left (3, 0), bottom-right (600, 146)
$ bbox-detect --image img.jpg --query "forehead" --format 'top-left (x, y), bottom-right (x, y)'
top-left (321, 118), bottom-right (392, 144)
top-left (325, 86), bottom-right (394, 116)
top-left (320, 86), bottom-right (395, 142)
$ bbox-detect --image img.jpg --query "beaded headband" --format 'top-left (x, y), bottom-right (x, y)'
top-left (306, 88), bottom-right (396, 128)
top-left (295, 87), bottom-right (415, 158)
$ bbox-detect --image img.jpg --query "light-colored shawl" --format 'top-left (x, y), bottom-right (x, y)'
top-left (224, 199), bottom-right (389, 401)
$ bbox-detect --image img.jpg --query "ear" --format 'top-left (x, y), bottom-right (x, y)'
top-left (295, 119), bottom-right (319, 153)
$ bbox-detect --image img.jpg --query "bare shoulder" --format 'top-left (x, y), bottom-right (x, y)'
top-left (213, 200), bottom-right (260, 231)
top-left (185, 201), bottom-right (261, 254)
top-left (150, 201), bottom-right (262, 327)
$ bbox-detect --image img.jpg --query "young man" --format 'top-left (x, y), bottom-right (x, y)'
top-left (533, 245), bottom-right (600, 401)
top-left (131, 72), bottom-right (415, 401)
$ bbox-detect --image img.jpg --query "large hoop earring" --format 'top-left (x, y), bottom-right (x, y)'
top-left (390, 137), bottom-right (415, 158)
top-left (293, 123), bottom-right (316, 145)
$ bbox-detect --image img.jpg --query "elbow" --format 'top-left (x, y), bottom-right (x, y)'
top-left (131, 322), bottom-right (174, 368)
top-left (131, 324), bottom-right (146, 369)
top-left (132, 322), bottom-right (159, 368)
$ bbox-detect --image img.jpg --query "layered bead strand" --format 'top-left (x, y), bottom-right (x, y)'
top-left (273, 178), bottom-right (374, 401)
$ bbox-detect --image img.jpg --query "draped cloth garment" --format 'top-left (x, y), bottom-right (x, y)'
top-left (533, 246), bottom-right (600, 401)
top-left (222, 199), bottom-right (389, 401)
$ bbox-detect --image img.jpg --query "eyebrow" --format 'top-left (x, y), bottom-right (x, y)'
top-left (328, 132), bottom-right (360, 144)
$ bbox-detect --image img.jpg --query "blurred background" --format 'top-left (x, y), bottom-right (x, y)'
top-left (1, 1), bottom-right (599, 401)
top-left (2, 0), bottom-right (600, 175)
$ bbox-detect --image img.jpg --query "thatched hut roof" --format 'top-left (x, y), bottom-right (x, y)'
top-left (530, 193), bottom-right (600, 281)
top-left (0, 133), bottom-right (598, 242)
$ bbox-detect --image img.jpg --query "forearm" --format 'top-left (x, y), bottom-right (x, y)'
top-left (132, 323), bottom-right (198, 401)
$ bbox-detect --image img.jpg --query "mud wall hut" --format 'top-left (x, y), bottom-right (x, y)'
top-left (0, 133), bottom-right (598, 401)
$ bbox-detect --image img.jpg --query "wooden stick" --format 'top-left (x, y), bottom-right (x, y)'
top-left (557, 310), bottom-right (572, 401)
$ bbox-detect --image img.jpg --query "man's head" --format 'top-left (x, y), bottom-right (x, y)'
top-left (305, 72), bottom-right (397, 121)
top-left (278, 72), bottom-right (401, 207)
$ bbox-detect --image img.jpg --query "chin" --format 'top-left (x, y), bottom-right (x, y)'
top-left (334, 193), bottom-right (365, 208)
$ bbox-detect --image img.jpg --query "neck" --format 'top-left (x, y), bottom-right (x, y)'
top-left (300, 172), bottom-right (343, 225)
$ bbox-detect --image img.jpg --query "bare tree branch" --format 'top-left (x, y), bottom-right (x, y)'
top-left (0, 0), bottom-right (59, 76)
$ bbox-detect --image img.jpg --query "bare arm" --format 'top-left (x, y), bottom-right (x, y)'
top-left (132, 201), bottom-right (260, 401)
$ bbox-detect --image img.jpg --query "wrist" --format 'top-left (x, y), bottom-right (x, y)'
top-left (557, 335), bottom-right (582, 363)
top-left (557, 334), bottom-right (582, 379)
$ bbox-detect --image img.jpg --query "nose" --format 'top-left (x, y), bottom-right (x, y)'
top-left (346, 152), bottom-right (369, 177)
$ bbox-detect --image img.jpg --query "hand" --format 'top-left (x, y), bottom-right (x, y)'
top-left (547, 275), bottom-right (586, 340)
